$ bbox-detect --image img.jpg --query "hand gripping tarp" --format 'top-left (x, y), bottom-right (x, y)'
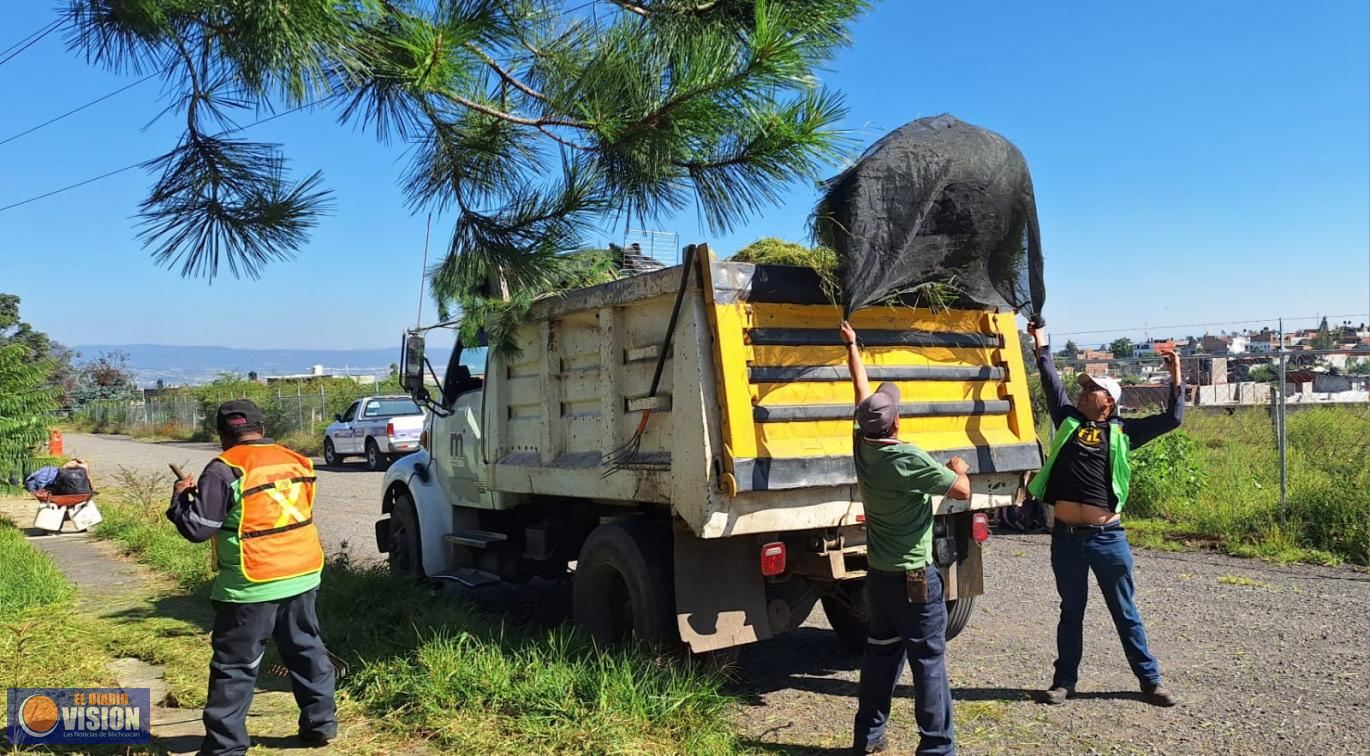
top-left (815, 114), bottom-right (1046, 319)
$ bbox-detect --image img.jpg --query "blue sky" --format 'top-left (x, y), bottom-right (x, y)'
top-left (1, 0), bottom-right (1367, 352)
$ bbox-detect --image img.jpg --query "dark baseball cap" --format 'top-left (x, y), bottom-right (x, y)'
top-left (216, 399), bottom-right (266, 435)
top-left (855, 382), bottom-right (901, 437)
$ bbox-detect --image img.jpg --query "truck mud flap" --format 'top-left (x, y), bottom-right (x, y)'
top-left (673, 524), bottom-right (771, 653)
top-left (374, 518), bottom-right (391, 553)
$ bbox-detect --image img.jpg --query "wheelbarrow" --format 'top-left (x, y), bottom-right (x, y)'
top-left (31, 489), bottom-right (103, 533)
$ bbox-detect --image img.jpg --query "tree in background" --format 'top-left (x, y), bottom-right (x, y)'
top-left (1348, 359), bottom-right (1370, 376)
top-left (63, 1), bottom-right (868, 350)
top-left (1248, 364), bottom-right (1278, 384)
top-left (1108, 337), bottom-right (1134, 359)
top-left (1310, 316), bottom-right (1336, 350)
top-left (1, 293), bottom-right (78, 408)
top-left (1061, 339), bottom-right (1079, 360)
top-left (0, 298), bottom-right (58, 485)
top-left (71, 351), bottom-right (140, 406)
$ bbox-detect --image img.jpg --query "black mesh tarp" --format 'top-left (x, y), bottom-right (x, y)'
top-left (815, 114), bottom-right (1046, 318)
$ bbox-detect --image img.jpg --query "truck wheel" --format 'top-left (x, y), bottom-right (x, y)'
top-left (822, 584), bottom-right (975, 653)
top-left (387, 492), bottom-right (425, 578)
top-left (573, 519), bottom-right (677, 650)
top-left (323, 439), bottom-right (340, 467)
top-left (820, 584), bottom-right (869, 656)
top-left (945, 596), bottom-right (975, 641)
top-left (365, 440), bottom-right (387, 471)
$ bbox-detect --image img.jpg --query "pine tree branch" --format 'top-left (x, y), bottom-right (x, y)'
top-left (439, 91), bottom-right (589, 129)
top-left (608, 0), bottom-right (649, 17)
top-left (464, 42), bottom-right (547, 101)
top-left (608, 0), bottom-right (721, 17)
top-left (537, 125), bottom-right (598, 151)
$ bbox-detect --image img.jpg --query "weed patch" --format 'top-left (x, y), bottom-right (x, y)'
top-left (1127, 407), bottom-right (1370, 565)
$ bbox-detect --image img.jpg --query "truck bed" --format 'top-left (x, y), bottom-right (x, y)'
top-left (481, 247), bottom-right (1040, 538)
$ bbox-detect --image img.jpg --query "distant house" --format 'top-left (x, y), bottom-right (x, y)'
top-left (263, 364), bottom-right (379, 386)
top-left (1135, 339), bottom-right (1176, 357)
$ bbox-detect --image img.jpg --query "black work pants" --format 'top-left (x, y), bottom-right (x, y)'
top-left (201, 588), bottom-right (336, 756)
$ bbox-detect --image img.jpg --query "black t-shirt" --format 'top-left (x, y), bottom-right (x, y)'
top-left (1044, 420), bottom-right (1112, 509)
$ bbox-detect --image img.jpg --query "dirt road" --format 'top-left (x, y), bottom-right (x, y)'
top-left (65, 433), bottom-right (1370, 754)
top-left (735, 534), bottom-right (1370, 754)
top-left (65, 433), bottom-right (385, 564)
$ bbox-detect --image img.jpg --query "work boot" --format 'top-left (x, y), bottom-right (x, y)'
top-left (298, 729), bottom-right (336, 748)
top-left (1041, 686), bottom-right (1071, 705)
top-left (1142, 683), bottom-right (1177, 707)
top-left (850, 734), bottom-right (887, 754)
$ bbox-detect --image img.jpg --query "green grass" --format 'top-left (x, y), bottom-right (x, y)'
top-left (1127, 406), bottom-right (1370, 565)
top-left (0, 517), bottom-right (117, 719)
top-left (92, 475), bottom-right (743, 754)
top-left (0, 514), bottom-right (73, 615)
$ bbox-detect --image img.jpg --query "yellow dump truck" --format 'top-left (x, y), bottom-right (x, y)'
top-left (376, 245), bottom-right (1041, 653)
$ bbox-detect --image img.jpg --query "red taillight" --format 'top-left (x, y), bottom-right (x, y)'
top-left (972, 512), bottom-right (991, 543)
top-left (386, 421), bottom-right (395, 437)
top-left (760, 542), bottom-right (787, 576)
top-left (855, 513), bottom-right (866, 523)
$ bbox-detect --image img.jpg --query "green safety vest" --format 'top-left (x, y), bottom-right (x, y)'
top-left (1027, 416), bottom-right (1133, 513)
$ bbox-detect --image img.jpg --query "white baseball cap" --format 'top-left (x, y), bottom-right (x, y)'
top-left (1076, 373), bottom-right (1122, 403)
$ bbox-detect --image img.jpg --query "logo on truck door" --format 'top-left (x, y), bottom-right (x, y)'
top-left (450, 432), bottom-right (465, 467)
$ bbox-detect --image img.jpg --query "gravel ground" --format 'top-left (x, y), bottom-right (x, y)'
top-left (63, 432), bottom-right (386, 565)
top-left (733, 533), bottom-right (1370, 754)
top-left (62, 434), bottom-right (1370, 754)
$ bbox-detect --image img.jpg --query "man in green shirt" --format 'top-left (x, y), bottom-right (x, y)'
top-left (842, 322), bottom-right (971, 755)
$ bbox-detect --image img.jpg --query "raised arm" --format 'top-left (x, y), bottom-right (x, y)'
top-left (166, 460), bottom-right (233, 543)
top-left (1027, 319), bottom-right (1071, 424)
top-left (1126, 351), bottom-right (1186, 449)
top-left (842, 321), bottom-right (871, 405)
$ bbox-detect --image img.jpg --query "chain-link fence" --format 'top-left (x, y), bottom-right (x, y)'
top-left (74, 382), bottom-right (396, 441)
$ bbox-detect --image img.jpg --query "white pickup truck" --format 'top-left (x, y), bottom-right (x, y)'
top-left (322, 395), bottom-right (426, 470)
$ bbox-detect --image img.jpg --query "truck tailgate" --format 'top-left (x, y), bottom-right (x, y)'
top-left (702, 261), bottom-right (1041, 498)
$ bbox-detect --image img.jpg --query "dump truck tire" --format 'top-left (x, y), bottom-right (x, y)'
top-left (387, 492), bottom-right (425, 579)
top-left (822, 584), bottom-right (974, 653)
top-left (821, 587), bottom-right (869, 656)
top-left (945, 597), bottom-right (975, 641)
top-left (573, 519), bottom-right (676, 650)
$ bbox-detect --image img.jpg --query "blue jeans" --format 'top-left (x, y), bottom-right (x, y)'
top-left (853, 568), bottom-right (955, 755)
top-left (1050, 522), bottom-right (1161, 690)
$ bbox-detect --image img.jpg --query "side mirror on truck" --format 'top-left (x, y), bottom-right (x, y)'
top-left (402, 334), bottom-right (426, 396)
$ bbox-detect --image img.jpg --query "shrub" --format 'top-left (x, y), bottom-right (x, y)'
top-left (1128, 430), bottom-right (1206, 518)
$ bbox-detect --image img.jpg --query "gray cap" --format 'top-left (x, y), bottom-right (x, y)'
top-left (855, 382), bottom-right (901, 437)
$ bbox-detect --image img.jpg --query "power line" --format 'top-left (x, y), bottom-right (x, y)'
top-left (0, 18), bottom-right (62, 67)
top-left (0, 97), bottom-right (333, 214)
top-left (0, 18), bottom-right (61, 57)
top-left (1053, 313), bottom-right (1370, 338)
top-left (0, 71), bottom-right (162, 148)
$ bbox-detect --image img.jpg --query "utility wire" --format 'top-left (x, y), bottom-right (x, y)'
top-left (0, 18), bottom-right (62, 67)
top-left (0, 97), bottom-right (333, 214)
top-left (0, 71), bottom-right (162, 148)
top-left (0, 18), bottom-right (61, 57)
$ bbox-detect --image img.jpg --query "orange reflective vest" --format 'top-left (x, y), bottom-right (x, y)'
top-left (216, 442), bottom-right (324, 583)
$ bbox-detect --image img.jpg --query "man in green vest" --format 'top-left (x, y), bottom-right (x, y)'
top-left (167, 400), bottom-right (336, 755)
top-left (1025, 321), bottom-right (1183, 707)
